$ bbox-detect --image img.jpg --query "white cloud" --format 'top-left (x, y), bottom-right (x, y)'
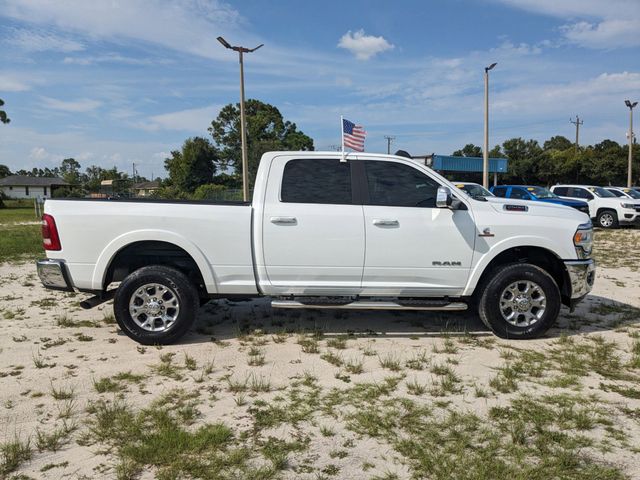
top-left (1, 0), bottom-right (247, 60)
top-left (137, 104), bottom-right (220, 132)
top-left (5, 28), bottom-right (84, 52)
top-left (338, 30), bottom-right (394, 60)
top-left (494, 0), bottom-right (640, 49)
top-left (0, 73), bottom-right (30, 91)
top-left (562, 19), bottom-right (640, 49)
top-left (41, 96), bottom-right (103, 113)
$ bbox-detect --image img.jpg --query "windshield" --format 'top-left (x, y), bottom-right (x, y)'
top-left (455, 183), bottom-right (493, 198)
top-left (588, 186), bottom-right (616, 198)
top-left (622, 188), bottom-right (640, 199)
top-left (526, 186), bottom-right (557, 199)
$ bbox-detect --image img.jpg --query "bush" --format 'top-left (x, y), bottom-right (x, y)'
top-left (191, 184), bottom-right (227, 200)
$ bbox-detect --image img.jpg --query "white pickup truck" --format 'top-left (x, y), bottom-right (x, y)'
top-left (37, 152), bottom-right (595, 344)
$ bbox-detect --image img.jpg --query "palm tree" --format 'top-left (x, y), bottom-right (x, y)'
top-left (0, 99), bottom-right (10, 124)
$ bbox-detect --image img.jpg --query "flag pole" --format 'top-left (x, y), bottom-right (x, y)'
top-left (340, 115), bottom-right (346, 162)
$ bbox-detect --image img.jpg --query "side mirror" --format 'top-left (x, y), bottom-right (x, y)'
top-left (436, 186), bottom-right (453, 208)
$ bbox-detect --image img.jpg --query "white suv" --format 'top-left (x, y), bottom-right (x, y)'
top-left (550, 185), bottom-right (640, 228)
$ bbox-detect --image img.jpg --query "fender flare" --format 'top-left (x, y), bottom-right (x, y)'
top-left (463, 235), bottom-right (568, 296)
top-left (91, 229), bottom-right (218, 292)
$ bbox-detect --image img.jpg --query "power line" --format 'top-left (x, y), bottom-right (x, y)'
top-left (569, 116), bottom-right (583, 148)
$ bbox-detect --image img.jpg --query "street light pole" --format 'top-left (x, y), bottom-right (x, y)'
top-left (625, 100), bottom-right (638, 188)
top-left (217, 36), bottom-right (263, 201)
top-left (483, 63), bottom-right (497, 189)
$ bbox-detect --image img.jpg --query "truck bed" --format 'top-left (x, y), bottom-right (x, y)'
top-left (44, 198), bottom-right (257, 295)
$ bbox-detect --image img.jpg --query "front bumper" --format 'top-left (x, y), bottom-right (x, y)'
top-left (563, 258), bottom-right (596, 308)
top-left (36, 259), bottom-right (74, 292)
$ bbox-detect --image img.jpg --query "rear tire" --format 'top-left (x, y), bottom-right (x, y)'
top-left (478, 263), bottom-right (560, 339)
top-left (113, 265), bottom-right (199, 345)
top-left (597, 210), bottom-right (618, 229)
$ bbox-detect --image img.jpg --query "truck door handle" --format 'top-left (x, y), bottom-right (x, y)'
top-left (373, 219), bottom-right (399, 227)
top-left (270, 216), bottom-right (297, 225)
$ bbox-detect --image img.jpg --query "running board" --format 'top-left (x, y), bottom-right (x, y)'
top-left (271, 299), bottom-right (468, 311)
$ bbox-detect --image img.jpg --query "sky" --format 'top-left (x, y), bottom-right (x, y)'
top-left (0, 0), bottom-right (639, 178)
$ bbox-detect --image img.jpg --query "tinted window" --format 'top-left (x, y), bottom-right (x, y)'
top-left (607, 189), bottom-right (624, 197)
top-left (281, 159), bottom-right (352, 204)
top-left (364, 161), bottom-right (439, 207)
top-left (493, 186), bottom-right (507, 197)
top-left (509, 188), bottom-right (530, 200)
top-left (553, 187), bottom-right (568, 196)
top-left (569, 188), bottom-right (593, 200)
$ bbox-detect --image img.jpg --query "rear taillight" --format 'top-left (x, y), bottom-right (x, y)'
top-left (42, 214), bottom-right (61, 251)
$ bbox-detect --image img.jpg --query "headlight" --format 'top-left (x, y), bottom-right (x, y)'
top-left (573, 222), bottom-right (593, 259)
top-left (621, 202), bottom-right (635, 209)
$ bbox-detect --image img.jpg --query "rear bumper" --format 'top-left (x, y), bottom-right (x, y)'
top-left (36, 259), bottom-right (74, 292)
top-left (563, 258), bottom-right (596, 308)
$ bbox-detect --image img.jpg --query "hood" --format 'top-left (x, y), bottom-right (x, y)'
top-left (485, 196), bottom-right (589, 221)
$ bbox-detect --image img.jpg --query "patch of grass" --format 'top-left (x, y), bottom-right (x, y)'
top-left (344, 357), bottom-right (364, 374)
top-left (321, 351), bottom-right (344, 367)
top-left (0, 223), bottom-right (42, 262)
top-left (32, 349), bottom-right (56, 369)
top-left (94, 377), bottom-right (123, 394)
top-left (326, 336), bottom-right (348, 350)
top-left (35, 425), bottom-right (72, 452)
top-left (0, 436), bottom-right (32, 476)
top-left (50, 383), bottom-right (74, 400)
top-left (247, 347), bottom-right (266, 366)
top-left (406, 378), bottom-right (427, 396)
top-left (55, 314), bottom-right (98, 328)
top-left (86, 398), bottom-right (257, 479)
top-left (600, 383), bottom-right (640, 399)
top-left (297, 336), bottom-right (320, 354)
top-left (379, 353), bottom-right (402, 372)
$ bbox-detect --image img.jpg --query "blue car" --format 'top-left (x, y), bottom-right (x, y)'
top-left (490, 185), bottom-right (590, 214)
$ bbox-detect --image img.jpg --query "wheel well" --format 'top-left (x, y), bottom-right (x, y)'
top-left (596, 208), bottom-right (616, 217)
top-left (476, 246), bottom-right (568, 304)
top-left (104, 241), bottom-right (206, 294)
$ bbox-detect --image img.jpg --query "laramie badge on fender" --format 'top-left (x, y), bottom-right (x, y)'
top-left (432, 261), bottom-right (462, 266)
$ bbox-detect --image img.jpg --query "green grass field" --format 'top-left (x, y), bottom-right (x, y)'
top-left (0, 201), bottom-right (44, 262)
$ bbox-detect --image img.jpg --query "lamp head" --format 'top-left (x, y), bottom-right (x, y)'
top-left (217, 36), bottom-right (231, 49)
top-left (485, 62), bottom-right (497, 72)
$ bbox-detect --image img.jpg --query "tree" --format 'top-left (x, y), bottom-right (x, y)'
top-left (0, 165), bottom-right (10, 179)
top-left (209, 99), bottom-right (314, 187)
top-left (543, 136), bottom-right (573, 151)
top-left (452, 144), bottom-right (482, 157)
top-left (60, 158), bottom-right (81, 185)
top-left (0, 99), bottom-right (9, 125)
top-left (165, 137), bottom-right (218, 193)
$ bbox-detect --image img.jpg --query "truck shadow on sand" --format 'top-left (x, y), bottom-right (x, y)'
top-left (174, 293), bottom-right (640, 344)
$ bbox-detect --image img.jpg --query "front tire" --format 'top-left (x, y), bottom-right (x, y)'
top-left (597, 210), bottom-right (618, 229)
top-left (113, 265), bottom-right (199, 345)
top-left (478, 263), bottom-right (561, 339)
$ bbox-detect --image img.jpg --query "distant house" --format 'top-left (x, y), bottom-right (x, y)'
top-left (0, 175), bottom-right (69, 199)
top-left (133, 181), bottom-right (160, 197)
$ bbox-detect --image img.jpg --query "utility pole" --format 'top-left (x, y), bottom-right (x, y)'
top-left (384, 135), bottom-right (395, 154)
top-left (625, 100), bottom-right (638, 188)
top-left (483, 63), bottom-right (497, 189)
top-left (569, 116), bottom-right (583, 149)
top-left (217, 36), bottom-right (264, 201)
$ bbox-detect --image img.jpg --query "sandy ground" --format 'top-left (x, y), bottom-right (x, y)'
top-left (1, 255), bottom-right (639, 479)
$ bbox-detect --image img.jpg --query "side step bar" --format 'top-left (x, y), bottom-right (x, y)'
top-left (271, 299), bottom-right (468, 311)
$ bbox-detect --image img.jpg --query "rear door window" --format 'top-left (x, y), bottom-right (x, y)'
top-left (492, 186), bottom-right (507, 197)
top-left (552, 187), bottom-right (568, 196)
top-left (509, 188), bottom-right (530, 200)
top-left (281, 159), bottom-right (352, 204)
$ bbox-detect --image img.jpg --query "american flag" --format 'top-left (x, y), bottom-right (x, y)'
top-left (342, 118), bottom-right (366, 152)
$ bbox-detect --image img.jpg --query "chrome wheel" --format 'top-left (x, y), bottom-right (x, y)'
top-left (129, 283), bottom-right (180, 332)
top-left (599, 213), bottom-right (614, 228)
top-left (499, 280), bottom-right (546, 327)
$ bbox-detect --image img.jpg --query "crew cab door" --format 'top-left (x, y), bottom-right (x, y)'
top-left (259, 157), bottom-right (365, 295)
top-left (359, 159), bottom-right (475, 296)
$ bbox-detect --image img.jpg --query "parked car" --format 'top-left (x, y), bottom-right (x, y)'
top-left (37, 151), bottom-right (595, 343)
top-left (604, 187), bottom-right (640, 200)
top-left (550, 184), bottom-right (640, 228)
top-left (491, 185), bottom-right (590, 215)
top-left (452, 182), bottom-right (494, 199)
